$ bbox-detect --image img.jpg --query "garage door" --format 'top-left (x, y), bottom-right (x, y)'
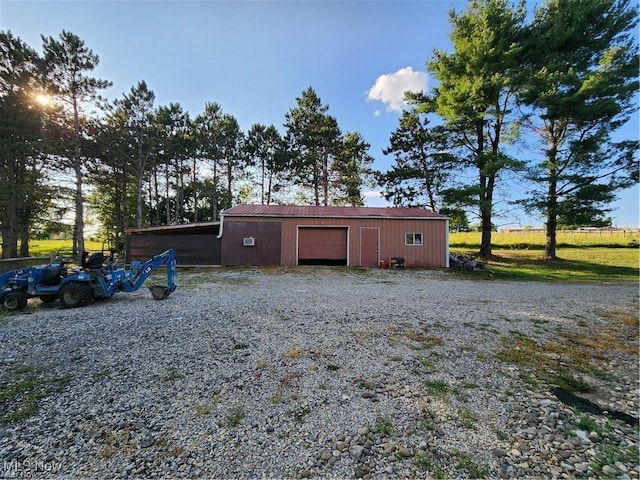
top-left (298, 227), bottom-right (348, 265)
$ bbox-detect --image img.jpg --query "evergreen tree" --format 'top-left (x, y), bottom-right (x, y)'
top-left (284, 87), bottom-right (342, 206)
top-left (518, 0), bottom-right (639, 259)
top-left (0, 31), bottom-right (46, 258)
top-left (41, 30), bottom-right (111, 256)
top-left (335, 132), bottom-right (374, 206)
top-left (378, 108), bottom-right (453, 211)
top-left (245, 123), bottom-right (289, 205)
top-left (194, 102), bottom-right (224, 220)
top-left (426, 0), bottom-right (526, 257)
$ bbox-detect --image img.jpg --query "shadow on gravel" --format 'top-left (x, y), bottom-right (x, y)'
top-left (552, 387), bottom-right (640, 427)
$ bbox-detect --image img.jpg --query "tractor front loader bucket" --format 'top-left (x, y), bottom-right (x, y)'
top-left (148, 284), bottom-right (173, 300)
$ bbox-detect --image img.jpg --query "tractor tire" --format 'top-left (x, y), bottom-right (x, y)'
top-left (3, 291), bottom-right (28, 311)
top-left (39, 294), bottom-right (57, 303)
top-left (58, 282), bottom-right (93, 309)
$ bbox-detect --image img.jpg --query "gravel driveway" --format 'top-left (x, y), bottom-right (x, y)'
top-left (0, 267), bottom-right (638, 479)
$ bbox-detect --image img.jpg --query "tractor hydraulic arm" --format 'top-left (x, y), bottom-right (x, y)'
top-left (126, 249), bottom-right (177, 298)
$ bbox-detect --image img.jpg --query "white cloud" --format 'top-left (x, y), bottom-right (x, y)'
top-left (366, 66), bottom-right (427, 113)
top-left (363, 190), bottom-right (383, 198)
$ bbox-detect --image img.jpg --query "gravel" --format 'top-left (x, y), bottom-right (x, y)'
top-left (0, 267), bottom-right (638, 479)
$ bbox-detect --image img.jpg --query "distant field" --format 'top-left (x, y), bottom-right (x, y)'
top-left (25, 240), bottom-right (107, 257)
top-left (450, 230), bottom-right (639, 248)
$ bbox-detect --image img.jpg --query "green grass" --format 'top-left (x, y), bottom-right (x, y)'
top-left (424, 379), bottom-right (451, 398)
top-left (450, 230), bottom-right (639, 249)
top-left (25, 240), bottom-right (106, 257)
top-left (0, 368), bottom-right (72, 424)
top-left (451, 247), bottom-right (638, 282)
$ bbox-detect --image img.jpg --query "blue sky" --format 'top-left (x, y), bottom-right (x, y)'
top-left (2, 0), bottom-right (638, 227)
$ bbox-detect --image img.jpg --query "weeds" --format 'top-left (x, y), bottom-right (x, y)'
top-left (592, 445), bottom-right (639, 475)
top-left (455, 452), bottom-right (489, 478)
top-left (419, 407), bottom-right (437, 432)
top-left (550, 373), bottom-right (594, 393)
top-left (163, 367), bottom-right (184, 382)
top-left (375, 415), bottom-right (394, 436)
top-left (282, 346), bottom-right (305, 359)
top-left (459, 408), bottom-right (478, 430)
top-left (574, 414), bottom-right (598, 433)
top-left (424, 379), bottom-right (451, 398)
top-left (293, 405), bottom-right (311, 423)
top-left (0, 366), bottom-right (72, 424)
top-left (195, 404), bottom-right (213, 416)
top-left (226, 405), bottom-right (245, 427)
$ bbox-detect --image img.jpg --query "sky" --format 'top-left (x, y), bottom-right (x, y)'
top-left (1, 0), bottom-right (638, 228)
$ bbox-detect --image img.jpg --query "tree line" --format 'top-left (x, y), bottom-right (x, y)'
top-left (1, 0), bottom-right (637, 261)
top-left (378, 0), bottom-right (638, 258)
top-left (0, 27), bottom-right (373, 258)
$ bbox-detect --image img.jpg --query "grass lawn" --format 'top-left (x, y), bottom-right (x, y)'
top-left (450, 231), bottom-right (639, 282)
top-left (451, 248), bottom-right (639, 282)
top-left (24, 240), bottom-right (106, 257)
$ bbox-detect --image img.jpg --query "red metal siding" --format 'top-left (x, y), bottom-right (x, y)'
top-left (221, 221), bottom-right (282, 265)
top-left (221, 214), bottom-right (448, 268)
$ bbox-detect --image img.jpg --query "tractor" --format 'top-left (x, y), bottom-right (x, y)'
top-left (0, 249), bottom-right (177, 311)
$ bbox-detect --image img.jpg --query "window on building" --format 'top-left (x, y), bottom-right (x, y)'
top-left (405, 233), bottom-right (423, 246)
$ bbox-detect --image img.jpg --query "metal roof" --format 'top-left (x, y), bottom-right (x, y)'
top-left (222, 204), bottom-right (447, 219)
top-left (126, 221), bottom-right (220, 234)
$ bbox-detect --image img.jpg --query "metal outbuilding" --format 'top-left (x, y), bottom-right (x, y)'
top-left (219, 205), bottom-right (449, 268)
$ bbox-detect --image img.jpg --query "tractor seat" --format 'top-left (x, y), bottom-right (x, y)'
top-left (41, 265), bottom-right (67, 286)
top-left (82, 252), bottom-right (105, 270)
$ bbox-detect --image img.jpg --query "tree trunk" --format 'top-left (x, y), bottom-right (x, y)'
top-left (165, 163), bottom-right (170, 224)
top-left (193, 157), bottom-right (198, 222)
top-left (72, 96), bottom-right (84, 258)
top-left (153, 168), bottom-right (160, 225)
top-left (0, 203), bottom-right (19, 258)
top-left (544, 147), bottom-right (559, 260)
top-left (74, 159), bottom-right (84, 256)
top-left (479, 174), bottom-right (495, 257)
top-left (261, 157), bottom-right (266, 205)
top-left (226, 159), bottom-right (233, 208)
top-left (322, 151), bottom-right (329, 206)
top-left (212, 162), bottom-right (218, 221)
top-left (18, 224), bottom-right (29, 257)
top-left (266, 171), bottom-right (273, 205)
top-left (136, 131), bottom-right (144, 227)
top-left (313, 153), bottom-right (320, 206)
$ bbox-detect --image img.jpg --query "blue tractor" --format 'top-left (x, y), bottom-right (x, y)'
top-left (0, 249), bottom-right (177, 311)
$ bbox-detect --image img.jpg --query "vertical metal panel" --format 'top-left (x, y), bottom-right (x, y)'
top-left (126, 234), bottom-right (221, 265)
top-left (221, 221), bottom-right (282, 265)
